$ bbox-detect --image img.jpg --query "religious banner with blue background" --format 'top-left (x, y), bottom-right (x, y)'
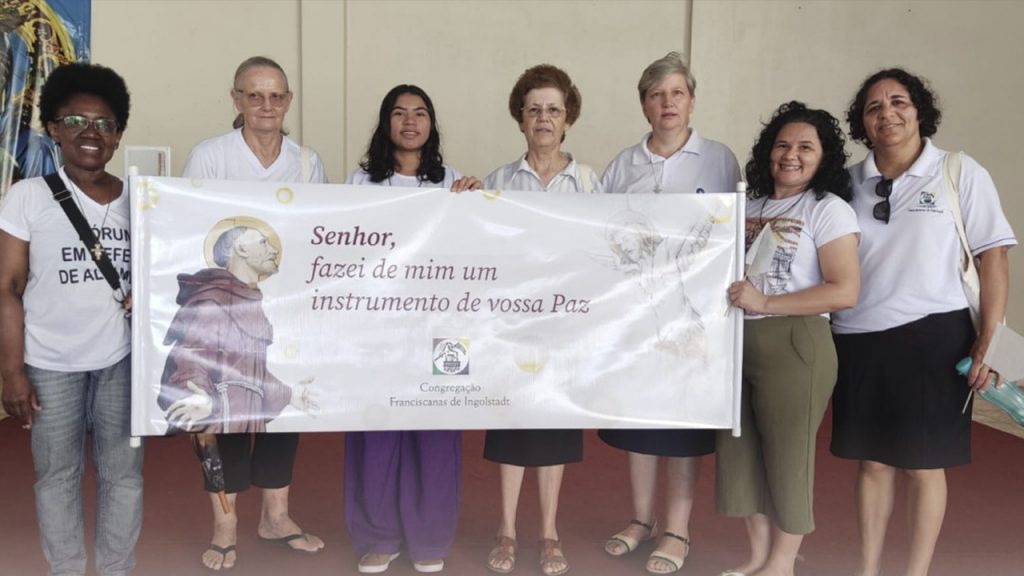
top-left (0, 0), bottom-right (90, 202)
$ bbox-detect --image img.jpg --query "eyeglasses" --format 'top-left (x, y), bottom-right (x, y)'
top-left (522, 105), bottom-right (565, 119)
top-left (234, 89), bottom-right (291, 108)
top-left (873, 178), bottom-right (893, 223)
top-left (54, 115), bottom-right (119, 134)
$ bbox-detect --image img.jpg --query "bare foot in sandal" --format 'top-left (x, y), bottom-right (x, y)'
top-left (605, 518), bottom-right (657, 556)
top-left (539, 539), bottom-right (569, 576)
top-left (646, 532), bottom-right (690, 575)
top-left (486, 536), bottom-right (517, 574)
top-left (203, 514), bottom-right (237, 571)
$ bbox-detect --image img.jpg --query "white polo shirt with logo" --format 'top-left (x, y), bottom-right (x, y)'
top-left (832, 139), bottom-right (1016, 334)
top-left (601, 129), bottom-right (741, 195)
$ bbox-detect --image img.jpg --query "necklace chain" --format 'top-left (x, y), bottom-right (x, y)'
top-left (757, 192), bottom-right (805, 226)
top-left (68, 179), bottom-right (114, 260)
top-left (649, 158), bottom-right (663, 194)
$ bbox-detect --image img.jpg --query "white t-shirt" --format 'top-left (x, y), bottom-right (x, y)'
top-left (182, 128), bottom-right (327, 183)
top-left (484, 153), bottom-right (603, 194)
top-left (0, 168), bottom-right (131, 370)
top-left (832, 139), bottom-right (1016, 334)
top-left (601, 129), bottom-right (741, 195)
top-left (346, 165), bottom-right (461, 188)
top-left (744, 191), bottom-right (859, 320)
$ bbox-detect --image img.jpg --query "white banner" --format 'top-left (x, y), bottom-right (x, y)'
top-left (130, 177), bottom-right (744, 436)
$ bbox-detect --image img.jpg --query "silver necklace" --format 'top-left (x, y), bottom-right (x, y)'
top-left (649, 159), bottom-right (663, 193)
top-left (70, 181), bottom-right (114, 260)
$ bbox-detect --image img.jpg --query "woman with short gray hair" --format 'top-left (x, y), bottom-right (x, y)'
top-left (598, 51), bottom-right (740, 575)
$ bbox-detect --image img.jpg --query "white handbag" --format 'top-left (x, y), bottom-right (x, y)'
top-left (943, 151), bottom-right (982, 331)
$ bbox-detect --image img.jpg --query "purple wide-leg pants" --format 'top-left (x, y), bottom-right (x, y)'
top-left (344, 430), bottom-right (461, 561)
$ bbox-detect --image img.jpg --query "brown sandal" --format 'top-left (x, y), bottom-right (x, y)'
top-left (486, 536), bottom-right (517, 574)
top-left (539, 538), bottom-right (569, 576)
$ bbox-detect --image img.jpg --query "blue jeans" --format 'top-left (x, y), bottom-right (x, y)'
top-left (27, 356), bottom-right (143, 576)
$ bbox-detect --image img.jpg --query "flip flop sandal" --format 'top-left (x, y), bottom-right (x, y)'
top-left (203, 543), bottom-right (236, 572)
top-left (605, 518), bottom-right (657, 556)
top-left (258, 533), bottom-right (322, 554)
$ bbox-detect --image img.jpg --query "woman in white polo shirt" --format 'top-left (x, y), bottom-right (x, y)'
top-left (598, 52), bottom-right (740, 575)
top-left (482, 64), bottom-right (597, 576)
top-left (717, 101), bottom-right (860, 576)
top-left (831, 68), bottom-right (1015, 576)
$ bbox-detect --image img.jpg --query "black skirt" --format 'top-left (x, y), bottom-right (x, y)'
top-left (483, 429), bottom-right (583, 467)
top-left (598, 429), bottom-right (715, 458)
top-left (831, 308), bottom-right (974, 469)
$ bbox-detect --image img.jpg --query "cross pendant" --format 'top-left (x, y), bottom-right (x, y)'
top-left (91, 242), bottom-right (104, 261)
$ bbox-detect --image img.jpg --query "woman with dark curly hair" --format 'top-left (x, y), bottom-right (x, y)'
top-left (0, 62), bottom-right (142, 575)
top-left (715, 101), bottom-right (860, 576)
top-left (343, 83), bottom-right (477, 575)
top-left (831, 69), bottom-right (1015, 576)
top-left (482, 63), bottom-right (598, 576)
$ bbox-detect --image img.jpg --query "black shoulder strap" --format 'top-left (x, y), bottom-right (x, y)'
top-left (43, 172), bottom-right (124, 295)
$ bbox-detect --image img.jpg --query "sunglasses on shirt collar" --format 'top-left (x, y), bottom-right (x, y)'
top-left (873, 178), bottom-right (893, 223)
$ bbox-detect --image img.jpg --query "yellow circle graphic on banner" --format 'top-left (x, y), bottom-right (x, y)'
top-left (276, 187), bottom-right (294, 204)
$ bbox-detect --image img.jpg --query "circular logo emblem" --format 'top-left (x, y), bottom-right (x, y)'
top-left (432, 338), bottom-right (469, 375)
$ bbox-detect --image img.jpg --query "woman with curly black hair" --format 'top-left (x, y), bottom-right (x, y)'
top-left (0, 62), bottom-right (142, 576)
top-left (831, 69), bottom-right (1015, 576)
top-left (715, 101), bottom-right (860, 576)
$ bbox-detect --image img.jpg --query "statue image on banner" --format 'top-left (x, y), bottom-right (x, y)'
top-left (157, 216), bottom-right (319, 434)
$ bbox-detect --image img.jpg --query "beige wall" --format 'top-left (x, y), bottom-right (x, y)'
top-left (92, 0), bottom-right (1023, 322)
top-left (692, 0), bottom-right (1024, 325)
top-left (92, 0), bottom-right (690, 183)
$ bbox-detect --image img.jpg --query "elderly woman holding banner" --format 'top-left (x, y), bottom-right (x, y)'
top-left (717, 101), bottom-right (860, 576)
top-left (482, 63), bottom-right (600, 576)
top-left (0, 62), bottom-right (142, 576)
top-left (180, 55), bottom-right (327, 571)
top-left (344, 83), bottom-right (478, 574)
top-left (598, 51), bottom-right (740, 575)
top-left (830, 68), bottom-right (1015, 576)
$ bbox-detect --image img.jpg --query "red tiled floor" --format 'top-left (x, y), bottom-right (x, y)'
top-left (1, 412), bottom-right (1021, 575)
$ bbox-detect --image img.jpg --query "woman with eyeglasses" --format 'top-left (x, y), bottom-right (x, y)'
top-left (597, 51), bottom-right (739, 576)
top-left (181, 55), bottom-right (327, 571)
top-left (830, 68), bottom-right (1015, 576)
top-left (343, 83), bottom-right (478, 575)
top-left (0, 62), bottom-right (142, 576)
top-left (481, 64), bottom-right (598, 576)
top-left (716, 101), bottom-right (860, 576)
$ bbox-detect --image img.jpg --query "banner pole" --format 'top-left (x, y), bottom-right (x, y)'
top-left (732, 182), bottom-right (747, 438)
